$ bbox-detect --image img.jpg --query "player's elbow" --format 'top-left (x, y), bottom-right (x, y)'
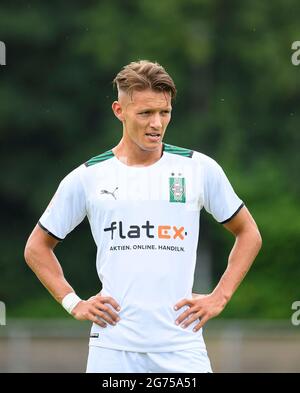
top-left (254, 226), bottom-right (262, 252)
top-left (24, 238), bottom-right (40, 268)
top-left (242, 223), bottom-right (262, 255)
top-left (24, 240), bottom-right (34, 266)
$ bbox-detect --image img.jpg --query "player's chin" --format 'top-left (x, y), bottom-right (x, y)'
top-left (140, 142), bottom-right (162, 152)
top-left (141, 135), bottom-right (164, 151)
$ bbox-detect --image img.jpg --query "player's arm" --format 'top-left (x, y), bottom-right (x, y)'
top-left (213, 205), bottom-right (262, 303)
top-left (24, 224), bottom-right (73, 302)
top-left (24, 224), bottom-right (121, 327)
top-left (174, 206), bottom-right (262, 331)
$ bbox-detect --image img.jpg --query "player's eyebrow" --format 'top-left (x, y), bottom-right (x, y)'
top-left (137, 107), bottom-right (172, 112)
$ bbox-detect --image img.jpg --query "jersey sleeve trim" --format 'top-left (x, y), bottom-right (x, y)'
top-left (85, 150), bottom-right (114, 167)
top-left (163, 143), bottom-right (194, 158)
top-left (219, 203), bottom-right (244, 224)
top-left (38, 221), bottom-right (63, 241)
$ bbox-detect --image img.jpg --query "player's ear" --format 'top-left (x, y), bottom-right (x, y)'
top-left (112, 101), bottom-right (124, 122)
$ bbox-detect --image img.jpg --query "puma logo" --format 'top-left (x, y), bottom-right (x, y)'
top-left (100, 187), bottom-right (118, 200)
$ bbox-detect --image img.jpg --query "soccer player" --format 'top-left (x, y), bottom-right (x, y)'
top-left (24, 60), bottom-right (262, 373)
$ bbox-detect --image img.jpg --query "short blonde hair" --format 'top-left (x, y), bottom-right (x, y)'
top-left (113, 60), bottom-right (177, 99)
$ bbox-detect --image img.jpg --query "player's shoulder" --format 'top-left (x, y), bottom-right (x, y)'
top-left (164, 143), bottom-right (219, 168)
top-left (192, 149), bottom-right (220, 168)
top-left (61, 148), bottom-right (114, 182)
top-left (163, 143), bottom-right (194, 158)
top-left (84, 148), bottom-right (114, 168)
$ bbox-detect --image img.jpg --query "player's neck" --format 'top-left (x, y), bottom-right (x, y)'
top-left (112, 139), bottom-right (163, 167)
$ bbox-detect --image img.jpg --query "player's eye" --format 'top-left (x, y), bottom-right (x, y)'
top-left (139, 111), bottom-right (150, 115)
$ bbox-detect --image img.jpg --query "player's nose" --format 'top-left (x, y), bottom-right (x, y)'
top-left (149, 113), bottom-right (162, 129)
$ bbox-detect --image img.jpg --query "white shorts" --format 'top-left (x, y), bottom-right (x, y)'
top-left (86, 346), bottom-right (212, 373)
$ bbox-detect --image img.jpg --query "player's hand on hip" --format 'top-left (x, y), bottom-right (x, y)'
top-left (173, 292), bottom-right (227, 332)
top-left (71, 294), bottom-right (121, 328)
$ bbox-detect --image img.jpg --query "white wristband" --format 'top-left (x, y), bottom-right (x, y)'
top-left (62, 292), bottom-right (82, 314)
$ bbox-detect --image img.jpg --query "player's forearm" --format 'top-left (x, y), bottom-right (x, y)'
top-left (24, 245), bottom-right (74, 303)
top-left (212, 227), bottom-right (262, 305)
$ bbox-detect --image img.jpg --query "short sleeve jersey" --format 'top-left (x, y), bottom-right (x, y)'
top-left (39, 144), bottom-right (243, 352)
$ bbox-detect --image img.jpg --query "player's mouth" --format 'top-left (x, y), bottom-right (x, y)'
top-left (145, 133), bottom-right (161, 142)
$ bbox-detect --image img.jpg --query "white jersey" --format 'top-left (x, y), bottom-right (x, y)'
top-left (39, 143), bottom-right (243, 352)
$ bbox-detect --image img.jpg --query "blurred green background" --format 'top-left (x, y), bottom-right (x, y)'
top-left (0, 0), bottom-right (299, 321)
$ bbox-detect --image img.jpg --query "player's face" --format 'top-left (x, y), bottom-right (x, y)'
top-left (114, 89), bottom-right (172, 152)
